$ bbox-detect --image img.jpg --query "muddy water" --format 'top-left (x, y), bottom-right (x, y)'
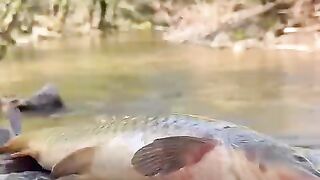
top-left (1, 31), bottom-right (320, 136)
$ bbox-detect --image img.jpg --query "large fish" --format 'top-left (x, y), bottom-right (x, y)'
top-left (0, 112), bottom-right (320, 180)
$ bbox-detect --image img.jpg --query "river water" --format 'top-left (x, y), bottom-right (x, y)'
top-left (1, 31), bottom-right (320, 136)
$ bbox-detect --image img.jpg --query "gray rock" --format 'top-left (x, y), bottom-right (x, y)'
top-left (17, 83), bottom-right (65, 115)
top-left (1, 83), bottom-right (65, 116)
top-left (0, 154), bottom-right (51, 180)
top-left (0, 171), bottom-right (52, 180)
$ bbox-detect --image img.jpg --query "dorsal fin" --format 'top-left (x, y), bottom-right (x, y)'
top-left (131, 136), bottom-right (218, 177)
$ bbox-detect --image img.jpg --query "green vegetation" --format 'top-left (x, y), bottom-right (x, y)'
top-left (0, 0), bottom-right (319, 52)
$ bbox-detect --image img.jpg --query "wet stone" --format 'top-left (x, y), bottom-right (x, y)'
top-left (17, 83), bottom-right (65, 115)
top-left (0, 171), bottom-right (52, 180)
top-left (0, 152), bottom-right (51, 180)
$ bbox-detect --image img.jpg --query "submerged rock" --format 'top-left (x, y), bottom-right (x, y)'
top-left (17, 83), bottom-right (65, 115)
top-left (1, 83), bottom-right (66, 117)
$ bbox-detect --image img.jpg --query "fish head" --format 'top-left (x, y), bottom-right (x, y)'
top-left (287, 150), bottom-right (320, 178)
top-left (224, 127), bottom-right (320, 178)
top-left (255, 144), bottom-right (320, 178)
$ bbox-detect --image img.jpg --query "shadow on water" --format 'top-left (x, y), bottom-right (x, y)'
top-left (1, 31), bottom-right (320, 135)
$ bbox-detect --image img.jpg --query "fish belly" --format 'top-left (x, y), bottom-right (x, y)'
top-left (89, 131), bottom-right (150, 180)
top-left (90, 138), bottom-right (318, 180)
top-left (164, 146), bottom-right (318, 180)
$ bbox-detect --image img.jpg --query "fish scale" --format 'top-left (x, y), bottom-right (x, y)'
top-left (1, 114), bottom-right (320, 180)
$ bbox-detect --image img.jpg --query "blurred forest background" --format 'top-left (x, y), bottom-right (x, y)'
top-left (1, 0), bottom-right (320, 58)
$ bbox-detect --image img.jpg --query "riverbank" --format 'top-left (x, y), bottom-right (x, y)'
top-left (1, 0), bottom-right (320, 57)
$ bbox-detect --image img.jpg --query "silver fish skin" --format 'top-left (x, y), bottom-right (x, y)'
top-left (4, 114), bottom-right (320, 180)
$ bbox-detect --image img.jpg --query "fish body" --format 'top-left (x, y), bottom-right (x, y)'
top-left (1, 114), bottom-right (320, 180)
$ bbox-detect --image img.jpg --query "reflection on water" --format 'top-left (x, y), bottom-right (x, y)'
top-left (1, 31), bottom-right (320, 135)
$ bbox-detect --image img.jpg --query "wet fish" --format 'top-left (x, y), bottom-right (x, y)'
top-left (0, 114), bottom-right (319, 180)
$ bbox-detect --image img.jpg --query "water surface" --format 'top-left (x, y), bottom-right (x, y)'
top-left (1, 31), bottom-right (320, 136)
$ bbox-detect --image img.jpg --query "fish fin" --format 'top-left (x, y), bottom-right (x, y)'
top-left (10, 149), bottom-right (38, 159)
top-left (131, 136), bottom-right (218, 177)
top-left (52, 147), bottom-right (96, 178)
top-left (56, 175), bottom-right (81, 180)
top-left (56, 174), bottom-right (98, 180)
